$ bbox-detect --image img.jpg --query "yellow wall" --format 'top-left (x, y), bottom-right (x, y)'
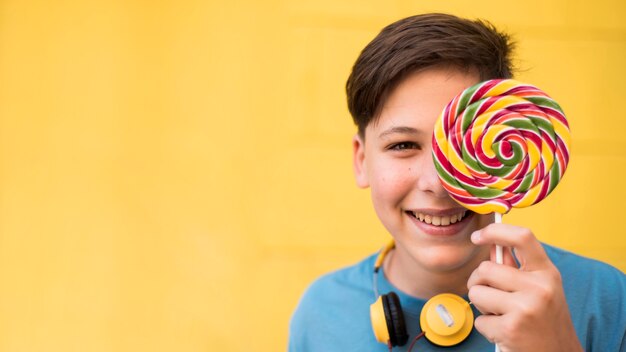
top-left (1, 0), bottom-right (624, 351)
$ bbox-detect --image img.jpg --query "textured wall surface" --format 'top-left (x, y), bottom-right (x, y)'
top-left (0, 0), bottom-right (624, 351)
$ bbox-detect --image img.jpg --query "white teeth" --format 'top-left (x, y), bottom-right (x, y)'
top-left (413, 210), bottom-right (468, 226)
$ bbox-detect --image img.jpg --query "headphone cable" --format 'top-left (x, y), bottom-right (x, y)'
top-left (407, 331), bottom-right (426, 352)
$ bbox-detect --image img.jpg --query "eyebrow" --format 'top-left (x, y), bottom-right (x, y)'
top-left (378, 126), bottom-right (424, 139)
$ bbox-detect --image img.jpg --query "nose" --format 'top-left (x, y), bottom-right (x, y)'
top-left (416, 148), bottom-right (449, 198)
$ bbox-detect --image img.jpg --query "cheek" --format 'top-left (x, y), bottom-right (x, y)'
top-left (475, 213), bottom-right (496, 227)
top-left (369, 161), bottom-right (415, 204)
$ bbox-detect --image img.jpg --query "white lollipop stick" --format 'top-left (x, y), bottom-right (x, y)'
top-left (495, 212), bottom-right (503, 264)
top-left (494, 212), bottom-right (503, 352)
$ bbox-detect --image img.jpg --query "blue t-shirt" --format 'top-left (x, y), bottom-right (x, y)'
top-left (289, 244), bottom-right (626, 351)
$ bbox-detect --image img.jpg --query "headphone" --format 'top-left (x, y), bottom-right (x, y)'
top-left (370, 241), bottom-right (475, 348)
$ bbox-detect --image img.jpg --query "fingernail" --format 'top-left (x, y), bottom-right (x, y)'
top-left (471, 231), bottom-right (481, 243)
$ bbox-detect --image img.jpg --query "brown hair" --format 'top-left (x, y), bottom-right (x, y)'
top-left (346, 13), bottom-right (515, 137)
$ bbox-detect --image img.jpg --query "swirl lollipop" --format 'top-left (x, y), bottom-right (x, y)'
top-left (432, 79), bottom-right (570, 215)
top-left (431, 79), bottom-right (571, 351)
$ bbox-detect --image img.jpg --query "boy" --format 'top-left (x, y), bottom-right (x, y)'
top-left (289, 13), bottom-right (626, 351)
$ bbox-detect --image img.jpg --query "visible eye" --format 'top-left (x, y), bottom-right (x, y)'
top-left (388, 142), bottom-right (421, 151)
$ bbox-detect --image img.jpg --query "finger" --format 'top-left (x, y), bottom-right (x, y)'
top-left (471, 223), bottom-right (549, 271)
top-left (467, 284), bottom-right (511, 315)
top-left (467, 261), bottom-right (532, 292)
top-left (473, 314), bottom-right (504, 345)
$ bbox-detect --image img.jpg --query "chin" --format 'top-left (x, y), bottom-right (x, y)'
top-left (414, 242), bottom-right (484, 273)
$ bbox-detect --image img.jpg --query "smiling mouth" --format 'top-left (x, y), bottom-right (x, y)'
top-left (406, 210), bottom-right (471, 226)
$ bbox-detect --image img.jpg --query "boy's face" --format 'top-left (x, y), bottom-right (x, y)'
top-left (353, 66), bottom-right (493, 275)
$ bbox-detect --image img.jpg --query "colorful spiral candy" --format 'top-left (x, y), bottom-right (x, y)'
top-left (432, 79), bottom-right (571, 215)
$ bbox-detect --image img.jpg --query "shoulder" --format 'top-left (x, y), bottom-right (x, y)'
top-left (294, 252), bottom-right (376, 308)
top-left (542, 244), bottom-right (626, 350)
top-left (543, 243), bottom-right (625, 286)
top-left (289, 253), bottom-right (378, 351)
top-left (543, 243), bottom-right (625, 300)
top-left (290, 253), bottom-right (376, 322)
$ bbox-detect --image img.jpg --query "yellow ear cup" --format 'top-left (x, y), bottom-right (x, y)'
top-left (370, 296), bottom-right (390, 343)
top-left (419, 293), bottom-right (474, 346)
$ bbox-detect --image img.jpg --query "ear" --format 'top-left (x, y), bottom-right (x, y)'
top-left (352, 134), bottom-right (369, 188)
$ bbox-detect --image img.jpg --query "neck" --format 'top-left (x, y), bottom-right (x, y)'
top-left (382, 245), bottom-right (489, 299)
